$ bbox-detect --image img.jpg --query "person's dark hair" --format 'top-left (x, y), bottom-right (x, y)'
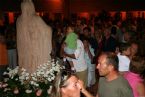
top-left (129, 56), bottom-right (145, 77)
top-left (80, 36), bottom-right (89, 42)
top-left (67, 24), bottom-right (75, 31)
top-left (51, 70), bottom-right (76, 97)
top-left (104, 52), bottom-right (119, 71)
top-left (83, 27), bottom-right (91, 32)
top-left (119, 42), bottom-right (130, 53)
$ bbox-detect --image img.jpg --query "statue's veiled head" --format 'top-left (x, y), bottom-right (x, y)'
top-left (21, 0), bottom-right (36, 16)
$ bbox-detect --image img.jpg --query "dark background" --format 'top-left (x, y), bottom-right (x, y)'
top-left (0, 0), bottom-right (145, 12)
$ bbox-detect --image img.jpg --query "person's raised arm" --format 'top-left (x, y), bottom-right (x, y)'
top-left (78, 80), bottom-right (94, 97)
top-left (65, 53), bottom-right (76, 59)
top-left (96, 93), bottom-right (99, 97)
top-left (60, 42), bottom-right (65, 58)
top-left (64, 40), bottom-right (82, 59)
top-left (85, 42), bottom-right (94, 61)
top-left (60, 43), bottom-right (76, 59)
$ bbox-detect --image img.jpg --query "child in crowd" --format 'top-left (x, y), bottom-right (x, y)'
top-left (117, 43), bottom-right (131, 74)
top-left (64, 25), bottom-right (78, 72)
top-left (82, 37), bottom-right (96, 90)
top-left (124, 56), bottom-right (145, 97)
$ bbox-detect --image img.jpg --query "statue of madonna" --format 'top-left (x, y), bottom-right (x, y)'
top-left (16, 0), bottom-right (52, 73)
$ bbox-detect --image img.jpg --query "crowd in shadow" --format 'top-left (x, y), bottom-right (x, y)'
top-left (0, 11), bottom-right (145, 97)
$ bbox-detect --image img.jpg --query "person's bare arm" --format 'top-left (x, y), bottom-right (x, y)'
top-left (65, 53), bottom-right (76, 59)
top-left (137, 83), bottom-right (145, 97)
top-left (78, 80), bottom-right (94, 97)
top-left (85, 44), bottom-right (93, 61)
top-left (60, 42), bottom-right (65, 58)
top-left (81, 88), bottom-right (94, 97)
top-left (60, 42), bottom-right (76, 59)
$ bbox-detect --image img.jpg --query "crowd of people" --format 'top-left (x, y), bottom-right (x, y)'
top-left (0, 11), bottom-right (145, 97)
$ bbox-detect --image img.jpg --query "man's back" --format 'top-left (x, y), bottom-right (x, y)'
top-left (98, 75), bottom-right (133, 97)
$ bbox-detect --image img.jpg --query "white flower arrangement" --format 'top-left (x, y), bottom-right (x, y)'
top-left (1, 59), bottom-right (64, 97)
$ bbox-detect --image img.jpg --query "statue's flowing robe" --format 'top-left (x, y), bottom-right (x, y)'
top-left (16, 1), bottom-right (52, 73)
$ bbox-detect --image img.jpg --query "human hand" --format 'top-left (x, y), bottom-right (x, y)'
top-left (77, 80), bottom-right (85, 92)
top-left (78, 80), bottom-right (94, 97)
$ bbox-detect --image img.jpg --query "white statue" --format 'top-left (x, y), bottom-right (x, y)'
top-left (16, 0), bottom-right (52, 73)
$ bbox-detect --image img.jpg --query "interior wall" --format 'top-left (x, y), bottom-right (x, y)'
top-left (1, 0), bottom-right (145, 12)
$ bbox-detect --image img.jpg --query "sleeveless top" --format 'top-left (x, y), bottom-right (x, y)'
top-left (124, 71), bottom-right (143, 97)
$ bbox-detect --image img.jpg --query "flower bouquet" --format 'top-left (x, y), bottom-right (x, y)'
top-left (0, 59), bottom-right (64, 97)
